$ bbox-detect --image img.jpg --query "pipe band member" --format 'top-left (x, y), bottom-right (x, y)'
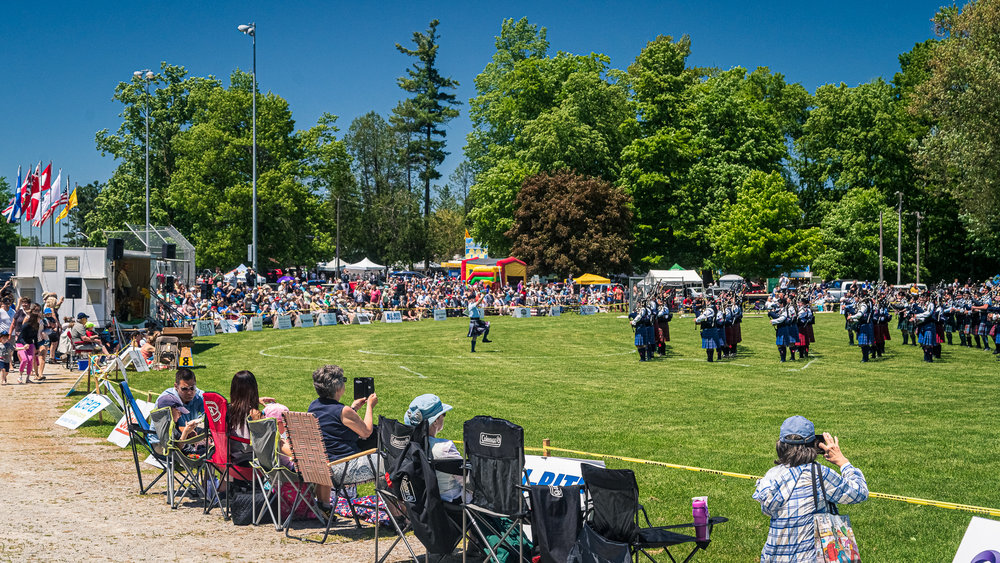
top-left (466, 293), bottom-right (491, 353)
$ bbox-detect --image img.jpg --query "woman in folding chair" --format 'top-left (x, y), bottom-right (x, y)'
top-left (307, 364), bottom-right (379, 515)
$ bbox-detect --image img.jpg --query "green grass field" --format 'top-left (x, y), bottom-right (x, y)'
top-left (98, 312), bottom-right (999, 561)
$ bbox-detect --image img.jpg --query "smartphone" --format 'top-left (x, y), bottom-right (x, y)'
top-left (814, 433), bottom-right (826, 444)
top-left (354, 377), bottom-right (375, 401)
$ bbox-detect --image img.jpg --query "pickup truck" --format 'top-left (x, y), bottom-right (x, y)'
top-left (825, 280), bottom-right (860, 301)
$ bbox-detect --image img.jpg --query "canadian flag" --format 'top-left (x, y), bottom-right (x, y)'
top-left (26, 162), bottom-right (48, 221)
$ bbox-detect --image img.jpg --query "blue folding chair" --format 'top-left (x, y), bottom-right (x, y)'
top-left (119, 381), bottom-right (168, 495)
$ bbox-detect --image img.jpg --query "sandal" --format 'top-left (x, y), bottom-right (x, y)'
top-left (36, 375), bottom-right (46, 381)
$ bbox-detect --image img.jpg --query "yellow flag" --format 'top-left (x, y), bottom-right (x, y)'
top-left (55, 186), bottom-right (77, 223)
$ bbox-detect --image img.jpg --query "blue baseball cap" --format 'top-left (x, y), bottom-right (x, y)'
top-left (779, 415), bottom-right (816, 445)
top-left (404, 394), bottom-right (452, 426)
top-left (156, 393), bottom-right (189, 414)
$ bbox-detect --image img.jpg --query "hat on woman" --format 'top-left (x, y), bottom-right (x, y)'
top-left (404, 394), bottom-right (452, 426)
top-left (779, 415), bottom-right (816, 445)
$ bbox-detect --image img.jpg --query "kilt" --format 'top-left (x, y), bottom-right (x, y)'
top-left (978, 322), bottom-right (990, 336)
top-left (634, 324), bottom-right (655, 347)
top-left (467, 319), bottom-right (490, 337)
top-left (775, 325), bottom-right (794, 347)
top-left (798, 323), bottom-right (815, 347)
top-left (714, 327), bottom-right (727, 348)
top-left (944, 319), bottom-right (956, 332)
top-left (874, 323), bottom-right (890, 344)
top-left (917, 323), bottom-right (937, 346)
top-left (936, 323), bottom-right (945, 342)
top-left (734, 322), bottom-right (743, 343)
top-left (962, 321), bottom-right (973, 334)
top-left (786, 323), bottom-right (800, 345)
top-left (897, 318), bottom-right (910, 332)
top-left (856, 323), bottom-right (874, 346)
top-left (655, 319), bottom-right (670, 343)
top-left (724, 325), bottom-right (739, 346)
top-left (701, 328), bottom-right (719, 349)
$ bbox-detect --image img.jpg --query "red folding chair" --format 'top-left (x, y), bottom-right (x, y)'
top-left (203, 392), bottom-right (254, 519)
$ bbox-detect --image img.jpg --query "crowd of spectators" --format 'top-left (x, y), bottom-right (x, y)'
top-left (156, 271), bottom-right (628, 330)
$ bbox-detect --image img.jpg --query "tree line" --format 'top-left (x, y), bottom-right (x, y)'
top-left (2, 3), bottom-right (997, 280)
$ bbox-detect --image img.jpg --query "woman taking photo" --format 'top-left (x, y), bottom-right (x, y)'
top-left (752, 416), bottom-right (869, 562)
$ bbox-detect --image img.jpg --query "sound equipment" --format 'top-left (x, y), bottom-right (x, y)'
top-left (65, 277), bottom-right (83, 299)
top-left (702, 270), bottom-right (714, 286)
top-left (200, 283), bottom-right (211, 301)
top-left (164, 276), bottom-right (175, 293)
top-left (162, 243), bottom-right (176, 259)
top-left (107, 238), bottom-right (124, 261)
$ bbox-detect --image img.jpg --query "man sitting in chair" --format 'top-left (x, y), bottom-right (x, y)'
top-left (70, 313), bottom-right (109, 354)
top-left (156, 368), bottom-right (205, 431)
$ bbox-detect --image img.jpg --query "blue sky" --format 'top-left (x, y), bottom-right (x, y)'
top-left (2, 1), bottom-right (947, 197)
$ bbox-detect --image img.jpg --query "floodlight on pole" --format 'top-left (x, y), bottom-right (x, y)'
top-left (237, 22), bottom-right (258, 272)
top-left (135, 68), bottom-right (154, 250)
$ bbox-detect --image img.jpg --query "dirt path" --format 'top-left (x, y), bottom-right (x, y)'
top-left (0, 364), bottom-right (433, 562)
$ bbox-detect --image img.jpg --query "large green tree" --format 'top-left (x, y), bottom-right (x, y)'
top-left (707, 171), bottom-right (822, 278)
top-left (507, 171), bottom-right (632, 277)
top-left (63, 181), bottom-right (103, 246)
top-left (811, 188), bottom-right (899, 281)
top-left (391, 19), bottom-right (461, 269)
top-left (0, 177), bottom-right (25, 266)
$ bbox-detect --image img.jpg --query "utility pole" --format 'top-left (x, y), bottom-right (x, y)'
top-left (913, 211), bottom-right (923, 286)
top-left (895, 191), bottom-right (903, 284)
top-left (335, 197), bottom-right (341, 280)
top-left (878, 211), bottom-right (884, 282)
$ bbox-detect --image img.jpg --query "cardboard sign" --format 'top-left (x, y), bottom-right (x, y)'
top-left (249, 315), bottom-right (263, 331)
top-left (179, 347), bottom-right (194, 367)
top-left (195, 319), bottom-right (216, 336)
top-left (433, 308), bottom-right (447, 321)
top-left (219, 319), bottom-right (239, 333)
top-left (318, 312), bottom-right (338, 326)
top-left (352, 313), bottom-right (372, 325)
top-left (383, 310), bottom-right (403, 323)
top-left (56, 393), bottom-right (113, 429)
top-left (299, 313), bottom-right (315, 328)
top-left (275, 314), bottom-right (293, 330)
top-left (108, 399), bottom-right (154, 448)
top-left (128, 348), bottom-right (149, 372)
top-left (579, 305), bottom-right (598, 316)
top-left (953, 517), bottom-right (1000, 562)
top-left (550, 306), bottom-right (561, 317)
top-left (513, 307), bottom-right (531, 318)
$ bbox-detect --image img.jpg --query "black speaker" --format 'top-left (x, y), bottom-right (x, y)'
top-left (162, 243), bottom-right (176, 259)
top-left (200, 283), bottom-right (211, 301)
top-left (65, 277), bottom-right (83, 299)
top-left (164, 276), bottom-right (175, 293)
top-left (107, 238), bottom-right (124, 261)
top-left (702, 269), bottom-right (714, 286)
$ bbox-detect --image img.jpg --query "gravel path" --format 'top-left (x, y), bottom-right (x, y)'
top-left (0, 364), bottom-right (443, 562)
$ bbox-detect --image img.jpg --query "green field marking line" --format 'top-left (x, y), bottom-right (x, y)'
top-left (542, 445), bottom-right (1000, 517)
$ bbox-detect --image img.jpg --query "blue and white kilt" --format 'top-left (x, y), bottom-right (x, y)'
top-left (978, 322), bottom-right (990, 336)
top-left (774, 325), bottom-right (793, 346)
top-left (714, 327), bottom-right (727, 348)
top-left (701, 328), bottom-right (719, 349)
top-left (917, 323), bottom-right (937, 346)
top-left (856, 323), bottom-right (874, 346)
top-left (786, 323), bottom-right (800, 345)
top-left (634, 325), bottom-right (655, 347)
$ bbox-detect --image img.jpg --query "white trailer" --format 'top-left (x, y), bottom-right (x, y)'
top-left (14, 246), bottom-right (113, 326)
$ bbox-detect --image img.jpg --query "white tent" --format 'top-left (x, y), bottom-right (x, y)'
top-left (643, 269), bottom-right (703, 286)
top-left (344, 257), bottom-right (385, 272)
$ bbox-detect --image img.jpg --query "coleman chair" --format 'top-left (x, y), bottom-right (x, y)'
top-left (282, 411), bottom-right (378, 544)
top-left (579, 464), bottom-right (728, 563)
top-left (148, 406), bottom-right (213, 509)
top-left (202, 392), bottom-right (254, 519)
top-left (374, 416), bottom-right (425, 563)
top-left (529, 483), bottom-right (584, 563)
top-left (247, 416), bottom-right (310, 531)
top-left (461, 415), bottom-right (532, 563)
top-left (118, 380), bottom-right (167, 495)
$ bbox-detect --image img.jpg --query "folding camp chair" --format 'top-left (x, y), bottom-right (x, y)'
top-left (148, 406), bottom-right (213, 510)
top-left (118, 380), bottom-right (167, 495)
top-left (282, 411), bottom-right (378, 544)
top-left (247, 416), bottom-right (310, 531)
top-left (374, 416), bottom-right (427, 563)
top-left (202, 392), bottom-right (254, 519)
top-left (461, 415), bottom-right (531, 563)
top-left (579, 464), bottom-right (728, 563)
top-left (153, 335), bottom-right (180, 369)
top-left (529, 484), bottom-right (584, 563)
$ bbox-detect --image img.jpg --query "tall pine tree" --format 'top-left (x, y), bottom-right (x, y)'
top-left (391, 19), bottom-right (460, 269)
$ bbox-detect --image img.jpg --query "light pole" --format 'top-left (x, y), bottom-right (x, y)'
top-left (134, 68), bottom-right (154, 249)
top-left (913, 211), bottom-right (923, 286)
top-left (895, 191), bottom-right (903, 284)
top-left (238, 22), bottom-right (258, 272)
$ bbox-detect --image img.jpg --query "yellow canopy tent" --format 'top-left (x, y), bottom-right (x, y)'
top-left (574, 273), bottom-right (611, 285)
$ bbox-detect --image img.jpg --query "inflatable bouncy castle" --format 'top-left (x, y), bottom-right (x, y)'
top-left (460, 257), bottom-right (527, 286)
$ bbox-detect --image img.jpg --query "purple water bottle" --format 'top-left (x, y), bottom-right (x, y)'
top-left (692, 496), bottom-right (709, 541)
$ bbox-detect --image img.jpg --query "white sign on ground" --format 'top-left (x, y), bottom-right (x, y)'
top-left (128, 348), bottom-right (148, 372)
top-left (219, 319), bottom-right (239, 333)
top-left (249, 316), bottom-right (263, 331)
top-left (433, 309), bottom-right (447, 321)
top-left (56, 393), bottom-right (113, 429)
top-left (513, 307), bottom-right (531, 318)
top-left (275, 314), bottom-right (293, 330)
top-left (318, 313), bottom-right (338, 326)
top-left (550, 306), bottom-right (561, 317)
top-left (354, 313), bottom-right (372, 325)
top-left (579, 305), bottom-right (598, 316)
top-left (195, 320), bottom-right (216, 336)
top-left (299, 313), bottom-right (315, 328)
top-left (953, 517), bottom-right (1000, 562)
top-left (107, 399), bottom-right (154, 448)
top-left (383, 311), bottom-right (403, 323)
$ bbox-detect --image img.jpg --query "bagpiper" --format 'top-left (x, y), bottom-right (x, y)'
top-left (848, 291), bottom-right (875, 362)
top-left (796, 296), bottom-right (815, 358)
top-left (695, 298), bottom-right (720, 362)
top-left (651, 297), bottom-right (672, 357)
top-left (912, 293), bottom-right (938, 363)
top-left (768, 296), bottom-right (796, 362)
top-left (629, 301), bottom-right (656, 362)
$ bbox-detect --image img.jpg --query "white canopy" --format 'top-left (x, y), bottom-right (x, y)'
top-left (643, 269), bottom-right (703, 286)
top-left (719, 274), bottom-right (744, 282)
top-left (344, 257), bottom-right (385, 272)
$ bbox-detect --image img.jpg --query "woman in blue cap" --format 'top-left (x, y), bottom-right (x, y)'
top-left (752, 415), bottom-right (869, 562)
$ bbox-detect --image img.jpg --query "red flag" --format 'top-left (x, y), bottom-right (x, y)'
top-left (25, 163), bottom-right (41, 221)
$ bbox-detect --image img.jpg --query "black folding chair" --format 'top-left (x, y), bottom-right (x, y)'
top-left (374, 416), bottom-right (427, 563)
top-left (461, 415), bottom-right (531, 563)
top-left (528, 484), bottom-right (583, 563)
top-left (580, 464), bottom-right (728, 563)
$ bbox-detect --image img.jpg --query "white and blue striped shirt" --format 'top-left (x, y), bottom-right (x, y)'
top-left (753, 462), bottom-right (868, 562)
